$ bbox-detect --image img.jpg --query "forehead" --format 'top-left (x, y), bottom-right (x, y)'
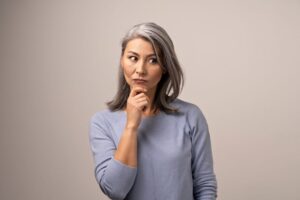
top-left (124, 38), bottom-right (155, 54)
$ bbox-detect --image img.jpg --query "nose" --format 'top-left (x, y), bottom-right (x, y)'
top-left (135, 60), bottom-right (146, 76)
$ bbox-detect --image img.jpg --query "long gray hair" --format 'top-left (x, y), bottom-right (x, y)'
top-left (107, 22), bottom-right (184, 114)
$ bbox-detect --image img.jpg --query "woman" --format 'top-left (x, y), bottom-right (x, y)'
top-left (89, 22), bottom-right (217, 200)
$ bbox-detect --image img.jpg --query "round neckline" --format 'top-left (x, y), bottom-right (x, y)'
top-left (119, 109), bottom-right (164, 120)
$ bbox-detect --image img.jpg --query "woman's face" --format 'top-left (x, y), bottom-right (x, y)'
top-left (121, 38), bottom-right (163, 94)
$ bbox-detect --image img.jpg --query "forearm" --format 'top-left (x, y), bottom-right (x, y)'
top-left (114, 127), bottom-right (138, 167)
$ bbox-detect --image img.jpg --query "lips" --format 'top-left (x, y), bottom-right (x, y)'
top-left (133, 79), bottom-right (147, 84)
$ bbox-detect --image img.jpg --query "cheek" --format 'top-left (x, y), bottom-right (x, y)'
top-left (151, 69), bottom-right (163, 83)
top-left (121, 61), bottom-right (134, 77)
top-left (123, 68), bottom-right (134, 81)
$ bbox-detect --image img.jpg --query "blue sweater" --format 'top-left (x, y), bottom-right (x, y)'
top-left (89, 99), bottom-right (217, 200)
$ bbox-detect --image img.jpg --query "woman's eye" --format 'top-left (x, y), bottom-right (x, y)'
top-left (128, 56), bottom-right (137, 62)
top-left (149, 58), bottom-right (158, 64)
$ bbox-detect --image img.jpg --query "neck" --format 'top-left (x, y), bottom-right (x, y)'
top-left (143, 88), bottom-right (157, 116)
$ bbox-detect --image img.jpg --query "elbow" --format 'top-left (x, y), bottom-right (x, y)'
top-left (94, 159), bottom-right (137, 199)
top-left (194, 174), bottom-right (218, 199)
top-left (99, 179), bottom-right (128, 200)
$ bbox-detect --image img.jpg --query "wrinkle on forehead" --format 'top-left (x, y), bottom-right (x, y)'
top-left (124, 38), bottom-right (155, 56)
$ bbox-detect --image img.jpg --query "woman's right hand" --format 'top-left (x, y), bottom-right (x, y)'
top-left (125, 87), bottom-right (149, 130)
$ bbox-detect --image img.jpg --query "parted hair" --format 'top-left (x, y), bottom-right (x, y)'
top-left (106, 22), bottom-right (184, 114)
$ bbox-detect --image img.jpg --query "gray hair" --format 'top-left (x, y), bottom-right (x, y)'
top-left (107, 22), bottom-right (184, 114)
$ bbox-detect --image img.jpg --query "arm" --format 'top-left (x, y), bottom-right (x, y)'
top-left (89, 87), bottom-right (149, 200)
top-left (189, 106), bottom-right (218, 200)
top-left (114, 127), bottom-right (138, 167)
top-left (114, 87), bottom-right (149, 166)
top-left (89, 113), bottom-right (137, 200)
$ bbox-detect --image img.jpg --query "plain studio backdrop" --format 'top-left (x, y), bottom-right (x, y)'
top-left (0, 0), bottom-right (299, 199)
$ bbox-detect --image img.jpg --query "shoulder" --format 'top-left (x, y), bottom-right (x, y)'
top-left (90, 108), bottom-right (122, 126)
top-left (170, 98), bottom-right (208, 127)
top-left (170, 98), bottom-right (205, 117)
top-left (90, 108), bottom-right (109, 121)
top-left (89, 109), bottom-right (123, 139)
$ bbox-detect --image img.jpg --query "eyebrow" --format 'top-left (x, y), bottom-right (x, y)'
top-left (127, 50), bottom-right (156, 57)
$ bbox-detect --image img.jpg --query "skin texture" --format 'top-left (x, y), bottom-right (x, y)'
top-left (122, 38), bottom-right (163, 118)
top-left (114, 38), bottom-right (163, 167)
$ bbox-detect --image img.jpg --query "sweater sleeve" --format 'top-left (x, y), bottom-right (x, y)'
top-left (89, 112), bottom-right (137, 200)
top-left (189, 106), bottom-right (218, 200)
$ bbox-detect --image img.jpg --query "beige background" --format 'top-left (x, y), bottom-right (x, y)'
top-left (1, 0), bottom-right (299, 199)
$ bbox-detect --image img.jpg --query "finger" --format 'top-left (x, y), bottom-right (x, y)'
top-left (133, 92), bottom-right (147, 99)
top-left (135, 97), bottom-right (147, 103)
top-left (145, 95), bottom-right (150, 104)
top-left (137, 101), bottom-right (148, 111)
top-left (130, 86), bottom-right (147, 97)
top-left (139, 97), bottom-right (150, 108)
top-left (134, 93), bottom-right (150, 107)
top-left (138, 94), bottom-right (150, 105)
